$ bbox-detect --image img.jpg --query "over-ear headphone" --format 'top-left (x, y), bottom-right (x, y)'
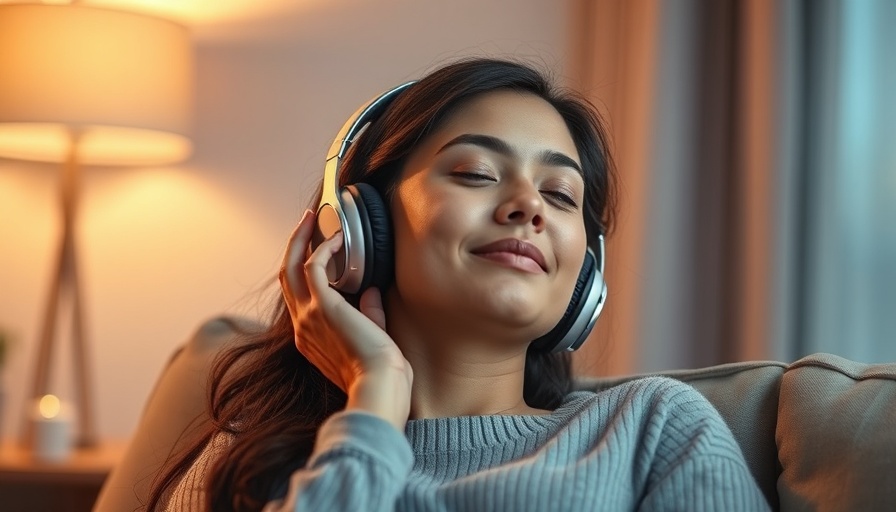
top-left (312, 82), bottom-right (608, 353)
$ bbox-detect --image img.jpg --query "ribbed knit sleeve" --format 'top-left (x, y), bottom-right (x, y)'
top-left (638, 455), bottom-right (769, 511)
top-left (262, 411), bottom-right (413, 512)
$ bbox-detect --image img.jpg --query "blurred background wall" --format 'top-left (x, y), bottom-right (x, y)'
top-left (1, 0), bottom-right (893, 441)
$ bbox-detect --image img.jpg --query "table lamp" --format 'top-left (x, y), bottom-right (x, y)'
top-left (0, 2), bottom-right (193, 448)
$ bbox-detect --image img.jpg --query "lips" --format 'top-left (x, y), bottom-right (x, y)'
top-left (470, 238), bottom-right (548, 273)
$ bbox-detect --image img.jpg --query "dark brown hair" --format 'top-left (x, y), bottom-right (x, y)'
top-left (147, 57), bottom-right (616, 512)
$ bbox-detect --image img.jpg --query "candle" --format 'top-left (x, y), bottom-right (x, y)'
top-left (32, 394), bottom-right (73, 462)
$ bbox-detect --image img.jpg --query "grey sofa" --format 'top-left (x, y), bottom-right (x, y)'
top-left (93, 316), bottom-right (896, 511)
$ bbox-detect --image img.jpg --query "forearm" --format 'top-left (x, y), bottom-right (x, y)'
top-left (263, 411), bottom-right (413, 512)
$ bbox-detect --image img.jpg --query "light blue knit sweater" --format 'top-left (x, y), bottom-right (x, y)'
top-left (256, 376), bottom-right (770, 511)
top-left (165, 376), bottom-right (768, 510)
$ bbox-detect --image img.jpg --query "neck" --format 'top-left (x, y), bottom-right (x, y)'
top-left (385, 294), bottom-right (547, 419)
top-left (406, 345), bottom-right (534, 418)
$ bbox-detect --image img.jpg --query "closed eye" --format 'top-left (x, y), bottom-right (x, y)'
top-left (451, 171), bottom-right (497, 183)
top-left (542, 190), bottom-right (579, 210)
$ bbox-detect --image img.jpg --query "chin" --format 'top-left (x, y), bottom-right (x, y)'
top-left (395, 270), bottom-right (567, 335)
top-left (466, 286), bottom-right (559, 334)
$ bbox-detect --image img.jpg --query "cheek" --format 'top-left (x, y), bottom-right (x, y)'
top-left (557, 216), bottom-right (588, 264)
top-left (390, 182), bottom-right (454, 287)
top-left (393, 193), bottom-right (446, 257)
top-left (393, 177), bottom-right (482, 253)
top-left (556, 222), bottom-right (589, 294)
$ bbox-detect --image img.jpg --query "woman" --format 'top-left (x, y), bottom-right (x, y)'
top-left (149, 58), bottom-right (768, 511)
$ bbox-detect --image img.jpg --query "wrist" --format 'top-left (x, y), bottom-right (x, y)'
top-left (345, 364), bottom-right (412, 431)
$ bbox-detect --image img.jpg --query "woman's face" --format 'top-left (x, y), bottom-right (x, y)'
top-left (388, 89), bottom-right (588, 342)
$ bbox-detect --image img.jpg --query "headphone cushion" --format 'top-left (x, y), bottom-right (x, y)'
top-left (531, 250), bottom-right (596, 351)
top-left (348, 183), bottom-right (393, 290)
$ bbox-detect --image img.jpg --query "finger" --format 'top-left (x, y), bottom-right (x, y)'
top-left (280, 209), bottom-right (315, 302)
top-left (359, 287), bottom-right (387, 331)
top-left (281, 210), bottom-right (315, 298)
top-left (304, 230), bottom-right (345, 306)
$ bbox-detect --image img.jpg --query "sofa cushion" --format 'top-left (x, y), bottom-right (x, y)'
top-left (776, 353), bottom-right (896, 511)
top-left (576, 360), bottom-right (786, 508)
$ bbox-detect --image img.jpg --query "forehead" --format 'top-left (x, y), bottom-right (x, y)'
top-left (417, 89), bottom-right (580, 165)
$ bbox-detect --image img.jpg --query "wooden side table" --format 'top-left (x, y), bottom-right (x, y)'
top-left (0, 440), bottom-right (125, 512)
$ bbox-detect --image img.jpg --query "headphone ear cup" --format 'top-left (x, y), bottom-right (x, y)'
top-left (531, 249), bottom-right (599, 352)
top-left (347, 182), bottom-right (393, 291)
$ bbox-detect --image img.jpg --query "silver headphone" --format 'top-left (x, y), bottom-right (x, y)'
top-left (311, 82), bottom-right (607, 352)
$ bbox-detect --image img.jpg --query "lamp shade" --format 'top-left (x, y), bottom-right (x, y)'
top-left (0, 3), bottom-right (193, 165)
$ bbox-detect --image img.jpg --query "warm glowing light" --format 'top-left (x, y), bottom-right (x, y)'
top-left (0, 3), bottom-right (193, 165)
top-left (39, 394), bottom-right (62, 419)
top-left (0, 123), bottom-right (191, 165)
top-left (83, 0), bottom-right (312, 27)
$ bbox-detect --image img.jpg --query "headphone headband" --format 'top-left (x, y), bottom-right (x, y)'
top-left (326, 81), bottom-right (416, 163)
top-left (315, 81), bottom-right (414, 294)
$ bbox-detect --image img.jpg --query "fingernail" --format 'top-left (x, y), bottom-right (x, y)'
top-left (300, 208), bottom-right (313, 224)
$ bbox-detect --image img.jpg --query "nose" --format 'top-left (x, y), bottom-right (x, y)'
top-left (494, 179), bottom-right (546, 232)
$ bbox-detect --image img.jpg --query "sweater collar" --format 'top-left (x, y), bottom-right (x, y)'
top-left (404, 391), bottom-right (594, 453)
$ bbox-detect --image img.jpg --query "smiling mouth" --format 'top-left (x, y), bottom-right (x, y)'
top-left (470, 239), bottom-right (547, 274)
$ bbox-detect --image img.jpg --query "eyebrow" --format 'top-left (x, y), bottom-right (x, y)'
top-left (436, 133), bottom-right (583, 175)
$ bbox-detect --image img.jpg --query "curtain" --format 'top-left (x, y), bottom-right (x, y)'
top-left (569, 0), bottom-right (896, 374)
top-left (567, 0), bottom-right (661, 375)
top-left (793, 0), bottom-right (896, 363)
top-left (569, 0), bottom-right (777, 375)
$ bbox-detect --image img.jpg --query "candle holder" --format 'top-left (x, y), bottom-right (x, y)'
top-left (31, 394), bottom-right (73, 462)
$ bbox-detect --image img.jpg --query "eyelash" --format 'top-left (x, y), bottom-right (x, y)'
top-left (543, 190), bottom-right (578, 209)
top-left (452, 171), bottom-right (495, 182)
top-left (451, 172), bottom-right (579, 210)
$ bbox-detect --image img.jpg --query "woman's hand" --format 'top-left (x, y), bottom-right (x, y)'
top-left (279, 210), bottom-right (413, 430)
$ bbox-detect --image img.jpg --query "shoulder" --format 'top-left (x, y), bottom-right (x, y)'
top-left (568, 376), bottom-right (718, 419)
top-left (565, 377), bottom-right (739, 455)
top-left (162, 431), bottom-right (235, 511)
top-left (560, 380), bottom-right (766, 509)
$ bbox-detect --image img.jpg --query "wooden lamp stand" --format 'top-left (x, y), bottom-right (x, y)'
top-left (24, 131), bottom-right (97, 449)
